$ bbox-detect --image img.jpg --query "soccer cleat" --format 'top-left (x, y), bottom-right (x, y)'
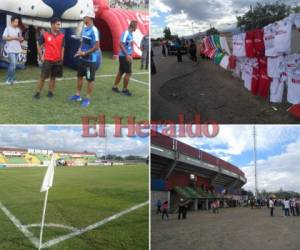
top-left (81, 98), bottom-right (90, 108)
top-left (33, 92), bottom-right (40, 99)
top-left (112, 87), bottom-right (120, 93)
top-left (69, 95), bottom-right (82, 102)
top-left (5, 80), bottom-right (11, 85)
top-left (122, 89), bottom-right (132, 96)
top-left (47, 91), bottom-right (54, 98)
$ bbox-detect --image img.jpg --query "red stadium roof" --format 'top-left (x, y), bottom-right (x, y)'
top-left (151, 130), bottom-right (245, 178)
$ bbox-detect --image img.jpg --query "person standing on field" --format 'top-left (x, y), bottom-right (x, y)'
top-left (2, 16), bottom-right (24, 85)
top-left (112, 20), bottom-right (138, 97)
top-left (33, 17), bottom-right (64, 99)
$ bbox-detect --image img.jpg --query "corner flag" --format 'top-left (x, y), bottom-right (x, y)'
top-left (39, 154), bottom-right (56, 250)
top-left (40, 154), bottom-right (56, 192)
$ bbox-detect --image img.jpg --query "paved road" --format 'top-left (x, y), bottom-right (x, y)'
top-left (151, 46), bottom-right (299, 124)
top-left (152, 207), bottom-right (300, 250)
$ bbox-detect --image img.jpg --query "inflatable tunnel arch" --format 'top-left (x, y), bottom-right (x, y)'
top-left (93, 0), bottom-right (149, 58)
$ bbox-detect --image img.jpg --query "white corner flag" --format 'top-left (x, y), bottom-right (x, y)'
top-left (40, 154), bottom-right (56, 192)
top-left (39, 154), bottom-right (56, 250)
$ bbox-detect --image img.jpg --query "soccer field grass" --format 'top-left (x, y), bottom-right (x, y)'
top-left (0, 52), bottom-right (149, 124)
top-left (0, 165), bottom-right (149, 250)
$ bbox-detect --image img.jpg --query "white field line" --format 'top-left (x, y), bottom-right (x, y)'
top-left (42, 201), bottom-right (149, 249)
top-left (0, 72), bottom-right (148, 85)
top-left (0, 202), bottom-right (40, 248)
top-left (131, 78), bottom-right (149, 85)
top-left (0, 200), bottom-right (148, 249)
top-left (24, 223), bottom-right (79, 232)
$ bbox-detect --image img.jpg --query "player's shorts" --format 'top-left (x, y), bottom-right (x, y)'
top-left (41, 60), bottom-right (63, 79)
top-left (119, 56), bottom-right (132, 75)
top-left (77, 60), bottom-right (97, 82)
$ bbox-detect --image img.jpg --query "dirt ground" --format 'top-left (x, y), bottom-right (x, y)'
top-left (151, 207), bottom-right (300, 250)
top-left (151, 47), bottom-right (299, 124)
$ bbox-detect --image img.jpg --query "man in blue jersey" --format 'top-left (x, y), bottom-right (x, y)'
top-left (70, 11), bottom-right (101, 107)
top-left (112, 20), bottom-right (138, 96)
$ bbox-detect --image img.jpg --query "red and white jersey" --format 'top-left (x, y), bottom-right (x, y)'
top-left (259, 74), bottom-right (271, 99)
top-left (232, 33), bottom-right (246, 57)
top-left (253, 29), bottom-right (264, 57)
top-left (270, 78), bottom-right (285, 103)
top-left (267, 56), bottom-right (285, 79)
top-left (285, 54), bottom-right (300, 104)
top-left (245, 31), bottom-right (255, 58)
top-left (264, 23), bottom-right (276, 57)
top-left (274, 17), bottom-right (293, 54)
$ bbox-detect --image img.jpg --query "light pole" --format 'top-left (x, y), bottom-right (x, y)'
top-left (253, 126), bottom-right (258, 199)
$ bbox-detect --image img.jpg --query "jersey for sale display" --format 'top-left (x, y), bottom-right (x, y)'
top-left (274, 17), bottom-right (293, 54)
top-left (232, 33), bottom-right (246, 57)
top-left (245, 31), bottom-right (255, 58)
top-left (264, 23), bottom-right (277, 57)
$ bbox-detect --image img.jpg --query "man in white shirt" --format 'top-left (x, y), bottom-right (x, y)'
top-left (2, 16), bottom-right (23, 85)
top-left (269, 198), bottom-right (274, 216)
top-left (283, 198), bottom-right (290, 217)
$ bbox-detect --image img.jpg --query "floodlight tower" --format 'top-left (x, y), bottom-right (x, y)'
top-left (253, 126), bottom-right (258, 199)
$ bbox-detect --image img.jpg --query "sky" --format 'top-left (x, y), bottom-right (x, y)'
top-left (151, 0), bottom-right (300, 38)
top-left (0, 126), bottom-right (149, 157)
top-left (157, 125), bottom-right (300, 193)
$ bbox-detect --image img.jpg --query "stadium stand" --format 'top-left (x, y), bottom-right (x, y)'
top-left (24, 153), bottom-right (41, 165)
top-left (0, 153), bottom-right (7, 164)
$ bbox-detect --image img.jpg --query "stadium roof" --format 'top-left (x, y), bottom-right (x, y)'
top-left (151, 131), bottom-right (246, 188)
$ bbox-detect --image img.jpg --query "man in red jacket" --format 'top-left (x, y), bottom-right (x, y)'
top-left (33, 17), bottom-right (65, 99)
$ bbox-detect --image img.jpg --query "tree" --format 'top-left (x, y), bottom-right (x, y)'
top-left (237, 2), bottom-right (291, 31)
top-left (206, 27), bottom-right (219, 36)
top-left (163, 27), bottom-right (172, 40)
top-left (293, 5), bottom-right (300, 13)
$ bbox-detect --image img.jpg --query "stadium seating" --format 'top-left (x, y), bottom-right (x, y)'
top-left (0, 153), bottom-right (7, 164)
top-left (6, 156), bottom-right (27, 164)
top-left (36, 154), bottom-right (50, 162)
top-left (24, 153), bottom-right (41, 165)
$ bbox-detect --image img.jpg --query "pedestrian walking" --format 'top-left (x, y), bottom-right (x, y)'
top-left (161, 201), bottom-right (169, 220)
top-left (269, 198), bottom-right (274, 216)
top-left (156, 199), bottom-right (162, 214)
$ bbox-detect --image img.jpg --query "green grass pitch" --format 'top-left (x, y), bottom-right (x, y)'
top-left (0, 165), bottom-right (149, 250)
top-left (0, 52), bottom-right (149, 124)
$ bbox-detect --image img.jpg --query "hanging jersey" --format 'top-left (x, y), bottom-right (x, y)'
top-left (274, 18), bottom-right (293, 54)
top-left (220, 54), bottom-right (229, 70)
top-left (245, 31), bottom-right (255, 58)
top-left (251, 66), bottom-right (260, 96)
top-left (264, 23), bottom-right (276, 57)
top-left (258, 56), bottom-right (267, 75)
top-left (253, 29), bottom-right (265, 57)
top-left (232, 33), bottom-right (246, 57)
top-left (220, 36), bottom-right (231, 55)
top-left (258, 74), bottom-right (271, 99)
top-left (285, 54), bottom-right (300, 104)
top-left (270, 78), bottom-right (285, 103)
top-left (267, 56), bottom-right (285, 78)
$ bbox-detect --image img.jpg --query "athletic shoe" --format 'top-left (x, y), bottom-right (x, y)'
top-left (69, 95), bottom-right (82, 102)
top-left (5, 80), bottom-right (11, 85)
top-left (33, 92), bottom-right (40, 99)
top-left (122, 89), bottom-right (132, 96)
top-left (112, 87), bottom-right (120, 93)
top-left (47, 91), bottom-right (54, 98)
top-left (81, 98), bottom-right (90, 108)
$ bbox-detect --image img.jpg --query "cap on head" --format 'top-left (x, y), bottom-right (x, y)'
top-left (81, 10), bottom-right (95, 19)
